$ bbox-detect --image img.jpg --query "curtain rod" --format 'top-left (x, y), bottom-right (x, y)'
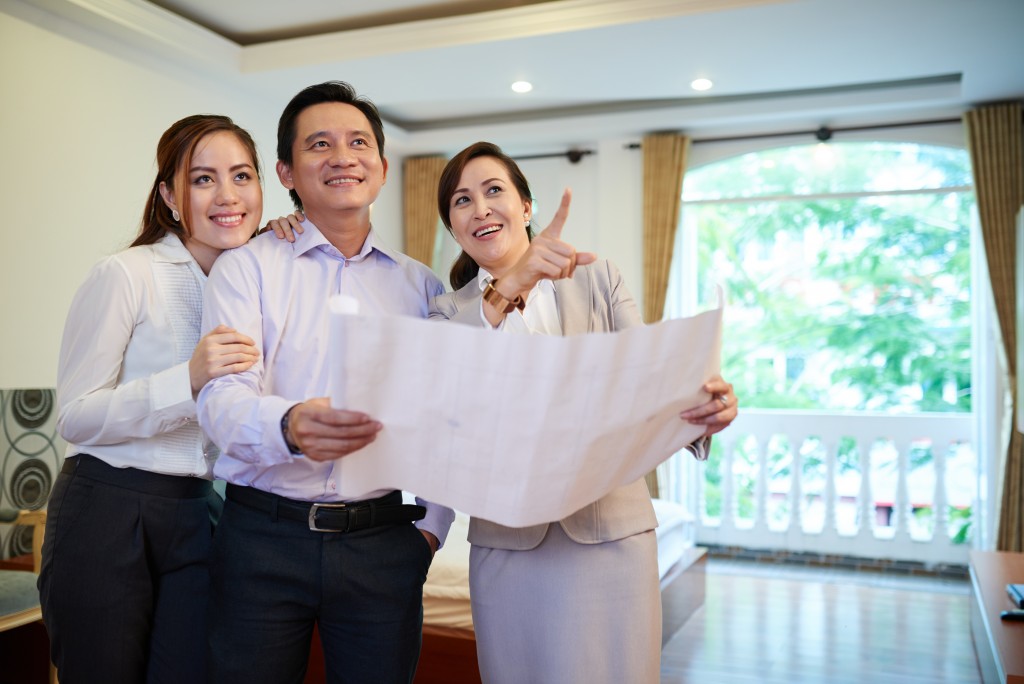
top-left (625, 117), bottom-right (962, 148)
top-left (514, 149), bottom-right (595, 163)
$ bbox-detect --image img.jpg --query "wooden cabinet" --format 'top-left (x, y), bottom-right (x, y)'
top-left (969, 551), bottom-right (1024, 683)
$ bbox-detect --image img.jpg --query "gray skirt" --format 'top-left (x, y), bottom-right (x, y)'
top-left (469, 524), bottom-right (661, 684)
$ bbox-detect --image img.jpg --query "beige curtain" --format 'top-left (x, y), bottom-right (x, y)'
top-left (641, 133), bottom-right (691, 497)
top-left (642, 133), bottom-right (691, 326)
top-left (964, 102), bottom-right (1024, 551)
top-left (402, 156), bottom-right (447, 267)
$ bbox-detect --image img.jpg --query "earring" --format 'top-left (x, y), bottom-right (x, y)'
top-left (524, 214), bottom-right (531, 228)
top-left (172, 209), bottom-right (180, 222)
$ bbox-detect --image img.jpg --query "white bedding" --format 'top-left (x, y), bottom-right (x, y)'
top-left (651, 498), bottom-right (695, 581)
top-left (423, 512), bottom-right (474, 630)
top-left (423, 499), bottom-right (694, 631)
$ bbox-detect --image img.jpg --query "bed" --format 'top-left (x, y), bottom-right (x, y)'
top-left (413, 499), bottom-right (707, 684)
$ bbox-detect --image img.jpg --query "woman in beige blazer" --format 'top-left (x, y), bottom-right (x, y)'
top-left (430, 141), bottom-right (738, 683)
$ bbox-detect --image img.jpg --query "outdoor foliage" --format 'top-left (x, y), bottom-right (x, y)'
top-left (682, 142), bottom-right (973, 413)
top-left (684, 142), bottom-right (976, 543)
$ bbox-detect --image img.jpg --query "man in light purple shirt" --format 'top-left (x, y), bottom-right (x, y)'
top-left (198, 81), bottom-right (454, 683)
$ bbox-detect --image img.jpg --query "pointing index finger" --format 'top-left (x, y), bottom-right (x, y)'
top-left (540, 188), bottom-right (572, 240)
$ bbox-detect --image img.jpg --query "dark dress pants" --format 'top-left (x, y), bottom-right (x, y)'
top-left (207, 495), bottom-right (433, 684)
top-left (38, 455), bottom-right (214, 684)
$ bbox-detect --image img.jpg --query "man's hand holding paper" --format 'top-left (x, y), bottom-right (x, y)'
top-left (283, 397), bottom-right (382, 462)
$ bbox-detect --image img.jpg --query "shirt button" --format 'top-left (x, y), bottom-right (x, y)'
top-left (329, 481), bottom-right (337, 491)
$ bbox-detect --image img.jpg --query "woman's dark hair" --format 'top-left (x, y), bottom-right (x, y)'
top-left (437, 141), bottom-right (534, 290)
top-left (133, 114), bottom-right (260, 248)
top-left (277, 80), bottom-right (386, 210)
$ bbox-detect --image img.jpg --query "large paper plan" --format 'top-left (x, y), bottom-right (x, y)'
top-left (328, 297), bottom-right (722, 527)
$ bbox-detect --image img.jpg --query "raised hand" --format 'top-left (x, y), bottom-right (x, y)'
top-left (503, 189), bottom-right (597, 295)
top-left (260, 211), bottom-right (306, 242)
top-left (189, 324), bottom-right (260, 396)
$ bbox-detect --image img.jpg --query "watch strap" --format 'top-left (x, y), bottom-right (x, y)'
top-left (281, 404), bottom-right (303, 455)
top-left (483, 279), bottom-right (525, 314)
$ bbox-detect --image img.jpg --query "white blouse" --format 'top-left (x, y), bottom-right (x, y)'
top-left (56, 233), bottom-right (215, 478)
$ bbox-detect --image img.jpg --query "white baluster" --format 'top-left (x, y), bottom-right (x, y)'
top-left (933, 442), bottom-right (950, 547)
top-left (894, 439), bottom-right (912, 543)
top-left (791, 436), bottom-right (804, 537)
top-left (823, 435), bottom-right (838, 540)
top-left (721, 435), bottom-right (735, 532)
top-left (858, 439), bottom-right (874, 542)
top-left (693, 411), bottom-right (973, 565)
top-left (754, 435), bottom-right (768, 535)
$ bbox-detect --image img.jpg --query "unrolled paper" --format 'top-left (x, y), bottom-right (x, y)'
top-left (327, 299), bottom-right (722, 527)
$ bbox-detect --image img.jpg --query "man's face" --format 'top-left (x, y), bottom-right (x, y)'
top-left (276, 102), bottom-right (387, 220)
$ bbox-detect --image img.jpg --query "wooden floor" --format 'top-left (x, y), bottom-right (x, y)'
top-left (661, 559), bottom-right (981, 683)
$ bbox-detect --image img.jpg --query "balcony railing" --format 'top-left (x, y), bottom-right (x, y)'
top-left (661, 409), bottom-right (975, 566)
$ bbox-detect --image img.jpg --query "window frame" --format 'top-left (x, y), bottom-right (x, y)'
top-left (659, 121), bottom-right (999, 549)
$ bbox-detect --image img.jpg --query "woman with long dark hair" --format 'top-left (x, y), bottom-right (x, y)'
top-left (39, 114), bottom-right (268, 682)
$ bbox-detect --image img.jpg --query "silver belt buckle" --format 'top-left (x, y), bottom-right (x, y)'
top-left (308, 502), bottom-right (347, 532)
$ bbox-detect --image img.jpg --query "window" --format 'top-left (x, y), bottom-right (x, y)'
top-left (662, 132), bottom-right (978, 549)
top-left (668, 140), bottom-right (973, 411)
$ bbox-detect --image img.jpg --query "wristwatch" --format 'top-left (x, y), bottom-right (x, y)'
top-left (483, 279), bottom-right (525, 314)
top-left (280, 405), bottom-right (302, 455)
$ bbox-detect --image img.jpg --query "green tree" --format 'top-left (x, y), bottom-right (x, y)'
top-left (683, 142), bottom-right (975, 543)
top-left (684, 142), bottom-right (973, 413)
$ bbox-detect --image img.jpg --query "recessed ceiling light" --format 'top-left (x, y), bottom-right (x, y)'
top-left (511, 80), bottom-right (533, 94)
top-left (690, 78), bottom-right (713, 92)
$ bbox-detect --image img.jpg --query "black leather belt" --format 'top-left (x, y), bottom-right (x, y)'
top-left (226, 484), bottom-right (425, 533)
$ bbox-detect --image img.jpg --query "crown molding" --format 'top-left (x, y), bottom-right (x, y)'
top-left (239, 0), bottom-right (787, 73)
top-left (1, 0), bottom-right (791, 122)
top-left (9, 0), bottom-right (239, 71)
top-left (7, 0), bottom-right (787, 75)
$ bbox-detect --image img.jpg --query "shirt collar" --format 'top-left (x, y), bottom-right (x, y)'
top-left (152, 232), bottom-right (207, 280)
top-left (152, 232), bottom-right (193, 263)
top-left (475, 267), bottom-right (495, 292)
top-left (291, 218), bottom-right (397, 266)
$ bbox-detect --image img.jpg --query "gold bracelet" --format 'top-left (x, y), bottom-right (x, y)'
top-left (483, 279), bottom-right (525, 314)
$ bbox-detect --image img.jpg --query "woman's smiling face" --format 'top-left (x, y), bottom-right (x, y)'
top-left (447, 155), bottom-right (532, 277)
top-left (162, 130), bottom-right (263, 273)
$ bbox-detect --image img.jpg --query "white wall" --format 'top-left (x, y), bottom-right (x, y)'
top-left (520, 139), bottom-right (645, 305)
top-left (0, 12), bottom-right (289, 387)
top-left (0, 11), bottom-right (646, 389)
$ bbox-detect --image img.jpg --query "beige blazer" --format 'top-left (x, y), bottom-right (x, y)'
top-left (428, 259), bottom-right (659, 551)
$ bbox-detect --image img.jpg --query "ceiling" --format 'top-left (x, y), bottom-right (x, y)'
top-left (10, 0), bottom-right (1024, 152)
